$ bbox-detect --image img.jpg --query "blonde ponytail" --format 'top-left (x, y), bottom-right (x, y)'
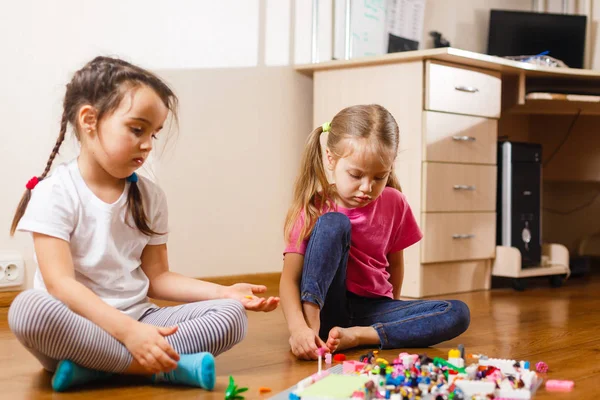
top-left (284, 126), bottom-right (334, 247)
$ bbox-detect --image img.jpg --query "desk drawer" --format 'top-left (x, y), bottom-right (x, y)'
top-left (421, 212), bottom-right (496, 263)
top-left (423, 111), bottom-right (497, 164)
top-left (425, 62), bottom-right (501, 118)
top-left (423, 163), bottom-right (496, 212)
top-left (421, 260), bottom-right (491, 296)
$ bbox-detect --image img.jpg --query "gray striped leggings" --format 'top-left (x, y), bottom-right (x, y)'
top-left (8, 290), bottom-right (248, 373)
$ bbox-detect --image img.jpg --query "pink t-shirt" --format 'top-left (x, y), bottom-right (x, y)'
top-left (284, 187), bottom-right (423, 298)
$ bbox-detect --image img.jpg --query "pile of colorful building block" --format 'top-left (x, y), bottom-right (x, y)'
top-left (288, 348), bottom-right (547, 399)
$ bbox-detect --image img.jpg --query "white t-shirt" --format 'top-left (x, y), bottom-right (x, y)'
top-left (18, 158), bottom-right (168, 320)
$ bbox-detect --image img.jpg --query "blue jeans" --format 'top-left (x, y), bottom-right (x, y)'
top-left (300, 212), bottom-right (470, 349)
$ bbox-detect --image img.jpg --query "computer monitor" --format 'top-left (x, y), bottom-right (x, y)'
top-left (487, 10), bottom-right (587, 68)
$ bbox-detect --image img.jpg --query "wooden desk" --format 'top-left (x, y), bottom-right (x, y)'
top-left (296, 47), bottom-right (600, 298)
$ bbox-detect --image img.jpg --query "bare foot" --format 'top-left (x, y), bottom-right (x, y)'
top-left (326, 327), bottom-right (359, 352)
top-left (326, 326), bottom-right (381, 353)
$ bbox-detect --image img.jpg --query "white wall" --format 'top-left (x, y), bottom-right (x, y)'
top-left (154, 67), bottom-right (311, 279)
top-left (1, 0), bottom-right (261, 71)
top-left (0, 0), bottom-right (313, 289)
top-left (421, 0), bottom-right (533, 52)
top-left (3, 0), bottom-right (600, 290)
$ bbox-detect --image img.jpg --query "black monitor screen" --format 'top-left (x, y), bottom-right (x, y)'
top-left (487, 10), bottom-right (587, 68)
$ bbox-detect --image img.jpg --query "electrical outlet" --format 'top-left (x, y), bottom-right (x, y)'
top-left (0, 251), bottom-right (24, 288)
top-left (5, 264), bottom-right (20, 281)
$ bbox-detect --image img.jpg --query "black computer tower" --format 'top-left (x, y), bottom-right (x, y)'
top-left (497, 141), bottom-right (542, 267)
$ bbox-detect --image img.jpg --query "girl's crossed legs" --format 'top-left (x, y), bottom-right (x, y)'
top-left (8, 290), bottom-right (247, 390)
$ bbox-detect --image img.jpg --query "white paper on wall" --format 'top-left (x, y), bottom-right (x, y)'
top-left (386, 0), bottom-right (425, 42)
top-left (334, 0), bottom-right (387, 60)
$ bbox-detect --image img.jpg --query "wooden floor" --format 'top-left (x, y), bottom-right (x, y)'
top-left (2, 273), bottom-right (599, 400)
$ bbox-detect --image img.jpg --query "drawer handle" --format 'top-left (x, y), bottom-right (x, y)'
top-left (452, 234), bottom-right (475, 239)
top-left (452, 135), bottom-right (476, 142)
top-left (455, 85), bottom-right (479, 93)
top-left (453, 184), bottom-right (476, 191)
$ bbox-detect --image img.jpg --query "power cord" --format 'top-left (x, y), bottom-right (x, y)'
top-left (543, 109), bottom-right (582, 168)
top-left (543, 189), bottom-right (600, 215)
top-left (541, 108), bottom-right (597, 215)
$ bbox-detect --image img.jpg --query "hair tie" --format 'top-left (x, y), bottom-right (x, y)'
top-left (322, 122), bottom-right (331, 132)
top-left (126, 173), bottom-right (138, 183)
top-left (26, 176), bottom-right (40, 190)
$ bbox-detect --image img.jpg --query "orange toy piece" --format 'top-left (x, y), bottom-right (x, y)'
top-left (259, 387), bottom-right (272, 394)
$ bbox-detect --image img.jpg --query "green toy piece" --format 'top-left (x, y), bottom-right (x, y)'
top-left (225, 376), bottom-right (248, 400)
top-left (432, 357), bottom-right (466, 374)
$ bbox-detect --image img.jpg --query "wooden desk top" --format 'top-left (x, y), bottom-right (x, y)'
top-left (296, 47), bottom-right (600, 81)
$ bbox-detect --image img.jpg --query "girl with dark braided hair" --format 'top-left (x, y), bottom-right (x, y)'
top-left (8, 56), bottom-right (278, 392)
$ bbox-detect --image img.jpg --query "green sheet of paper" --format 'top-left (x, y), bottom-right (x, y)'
top-left (298, 374), bottom-right (369, 398)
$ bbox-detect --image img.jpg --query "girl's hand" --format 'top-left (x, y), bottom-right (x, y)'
top-left (289, 326), bottom-right (328, 360)
top-left (223, 283), bottom-right (280, 312)
top-left (122, 322), bottom-right (180, 374)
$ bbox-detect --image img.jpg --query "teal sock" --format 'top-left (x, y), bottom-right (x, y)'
top-left (152, 352), bottom-right (216, 390)
top-left (51, 360), bottom-right (113, 392)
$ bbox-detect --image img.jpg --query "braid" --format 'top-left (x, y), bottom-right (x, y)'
top-left (41, 111), bottom-right (68, 179)
top-left (10, 110), bottom-right (69, 235)
top-left (127, 181), bottom-right (163, 236)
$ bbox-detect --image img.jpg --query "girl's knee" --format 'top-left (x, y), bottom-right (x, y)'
top-left (9, 290), bottom-right (49, 324)
top-left (450, 300), bottom-right (470, 334)
top-left (318, 212), bottom-right (351, 237)
top-left (221, 299), bottom-right (248, 340)
top-left (224, 298), bottom-right (247, 318)
top-left (307, 212), bottom-right (351, 252)
top-left (8, 290), bottom-right (54, 342)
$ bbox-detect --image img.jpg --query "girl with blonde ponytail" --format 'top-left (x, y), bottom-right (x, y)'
top-left (280, 104), bottom-right (470, 360)
top-left (8, 56), bottom-right (278, 393)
